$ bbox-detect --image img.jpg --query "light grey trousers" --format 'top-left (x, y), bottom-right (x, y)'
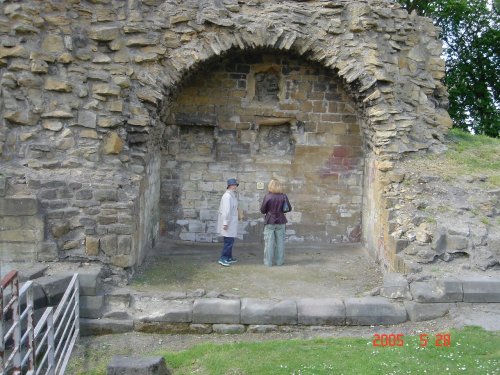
top-left (263, 224), bottom-right (285, 266)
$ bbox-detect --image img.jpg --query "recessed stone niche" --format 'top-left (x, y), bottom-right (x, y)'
top-left (162, 52), bottom-right (364, 244)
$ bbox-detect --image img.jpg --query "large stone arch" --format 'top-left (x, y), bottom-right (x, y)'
top-left (0, 0), bottom-right (452, 272)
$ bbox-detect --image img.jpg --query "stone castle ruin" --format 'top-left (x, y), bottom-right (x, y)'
top-left (0, 0), bottom-right (455, 273)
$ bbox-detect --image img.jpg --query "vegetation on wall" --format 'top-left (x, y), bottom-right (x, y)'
top-left (398, 0), bottom-right (499, 137)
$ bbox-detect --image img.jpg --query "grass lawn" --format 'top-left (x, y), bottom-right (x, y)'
top-left (407, 128), bottom-right (500, 187)
top-left (160, 327), bottom-right (499, 375)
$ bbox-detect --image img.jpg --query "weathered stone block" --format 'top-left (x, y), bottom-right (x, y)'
top-left (100, 235), bottom-right (117, 255)
top-left (380, 273), bottom-right (412, 299)
top-left (95, 189), bottom-right (118, 202)
top-left (460, 276), bottom-right (500, 302)
top-left (189, 323), bottom-right (213, 334)
top-left (88, 26), bottom-right (121, 41)
top-left (345, 297), bottom-right (407, 325)
top-left (0, 242), bottom-right (37, 262)
top-left (93, 83), bottom-right (121, 96)
top-left (78, 266), bottom-right (103, 296)
top-left (0, 196), bottom-right (38, 216)
top-left (410, 277), bottom-right (463, 303)
top-left (80, 318), bottom-right (134, 336)
top-left (297, 298), bottom-right (345, 325)
top-left (241, 299), bottom-right (297, 325)
top-left (212, 324), bottom-right (246, 334)
top-left (103, 132), bottom-right (123, 154)
top-left (111, 254), bottom-right (134, 268)
top-left (404, 301), bottom-right (453, 322)
top-left (80, 295), bottom-right (104, 319)
top-left (34, 273), bottom-right (73, 305)
top-left (192, 298), bottom-right (240, 324)
top-left (37, 241), bottom-right (58, 262)
top-left (51, 223), bottom-right (70, 238)
top-left (117, 235), bottom-right (132, 254)
top-left (44, 77), bottom-right (73, 92)
top-left (107, 356), bottom-right (170, 375)
top-left (0, 229), bottom-right (42, 242)
top-left (85, 236), bottom-right (99, 256)
top-left (446, 235), bottom-right (468, 252)
top-left (137, 300), bottom-right (193, 323)
top-left (77, 110), bottom-right (97, 128)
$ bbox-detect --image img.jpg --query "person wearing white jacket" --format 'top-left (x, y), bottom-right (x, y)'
top-left (216, 178), bottom-right (239, 266)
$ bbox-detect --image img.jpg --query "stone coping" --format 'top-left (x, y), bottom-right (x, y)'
top-left (8, 267), bottom-right (500, 335)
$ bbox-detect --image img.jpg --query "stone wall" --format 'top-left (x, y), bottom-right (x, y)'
top-left (161, 53), bottom-right (364, 243)
top-left (0, 0), bottom-right (452, 271)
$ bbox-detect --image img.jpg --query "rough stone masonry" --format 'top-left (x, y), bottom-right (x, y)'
top-left (0, 0), bottom-right (453, 272)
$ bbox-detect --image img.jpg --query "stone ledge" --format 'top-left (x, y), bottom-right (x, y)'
top-left (241, 298), bottom-right (297, 325)
top-left (459, 276), bottom-right (500, 303)
top-left (297, 298), bottom-right (345, 325)
top-left (9, 270), bottom-right (500, 337)
top-left (192, 298), bottom-right (241, 324)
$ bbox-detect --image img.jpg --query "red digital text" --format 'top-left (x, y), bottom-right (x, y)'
top-left (372, 333), bottom-right (451, 347)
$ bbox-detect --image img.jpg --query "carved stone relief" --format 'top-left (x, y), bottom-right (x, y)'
top-left (255, 71), bottom-right (280, 102)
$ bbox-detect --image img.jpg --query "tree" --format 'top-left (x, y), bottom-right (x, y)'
top-left (398, 0), bottom-right (499, 137)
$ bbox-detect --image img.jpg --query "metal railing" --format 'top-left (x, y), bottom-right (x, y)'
top-left (1, 271), bottom-right (79, 375)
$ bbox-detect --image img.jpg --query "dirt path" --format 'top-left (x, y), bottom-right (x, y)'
top-left (130, 240), bottom-right (383, 299)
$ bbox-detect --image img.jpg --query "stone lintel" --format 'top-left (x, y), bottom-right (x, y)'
top-left (256, 116), bottom-right (295, 126)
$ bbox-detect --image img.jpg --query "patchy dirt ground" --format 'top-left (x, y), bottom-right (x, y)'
top-left (129, 240), bottom-right (383, 299)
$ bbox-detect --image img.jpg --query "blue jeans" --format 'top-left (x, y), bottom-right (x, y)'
top-left (263, 224), bottom-right (285, 266)
top-left (220, 237), bottom-right (235, 261)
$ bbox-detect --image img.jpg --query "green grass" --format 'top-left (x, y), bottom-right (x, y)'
top-left (406, 129), bottom-right (500, 187)
top-left (443, 129), bottom-right (500, 186)
top-left (164, 327), bottom-right (499, 375)
top-left (67, 327), bottom-right (500, 374)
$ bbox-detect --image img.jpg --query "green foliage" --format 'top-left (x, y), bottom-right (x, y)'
top-left (398, 0), bottom-right (499, 137)
top-left (163, 327), bottom-right (499, 375)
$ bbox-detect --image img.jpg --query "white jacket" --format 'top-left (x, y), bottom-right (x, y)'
top-left (216, 190), bottom-right (238, 237)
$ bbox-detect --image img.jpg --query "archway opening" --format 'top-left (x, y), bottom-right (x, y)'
top-left (158, 49), bottom-right (366, 245)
